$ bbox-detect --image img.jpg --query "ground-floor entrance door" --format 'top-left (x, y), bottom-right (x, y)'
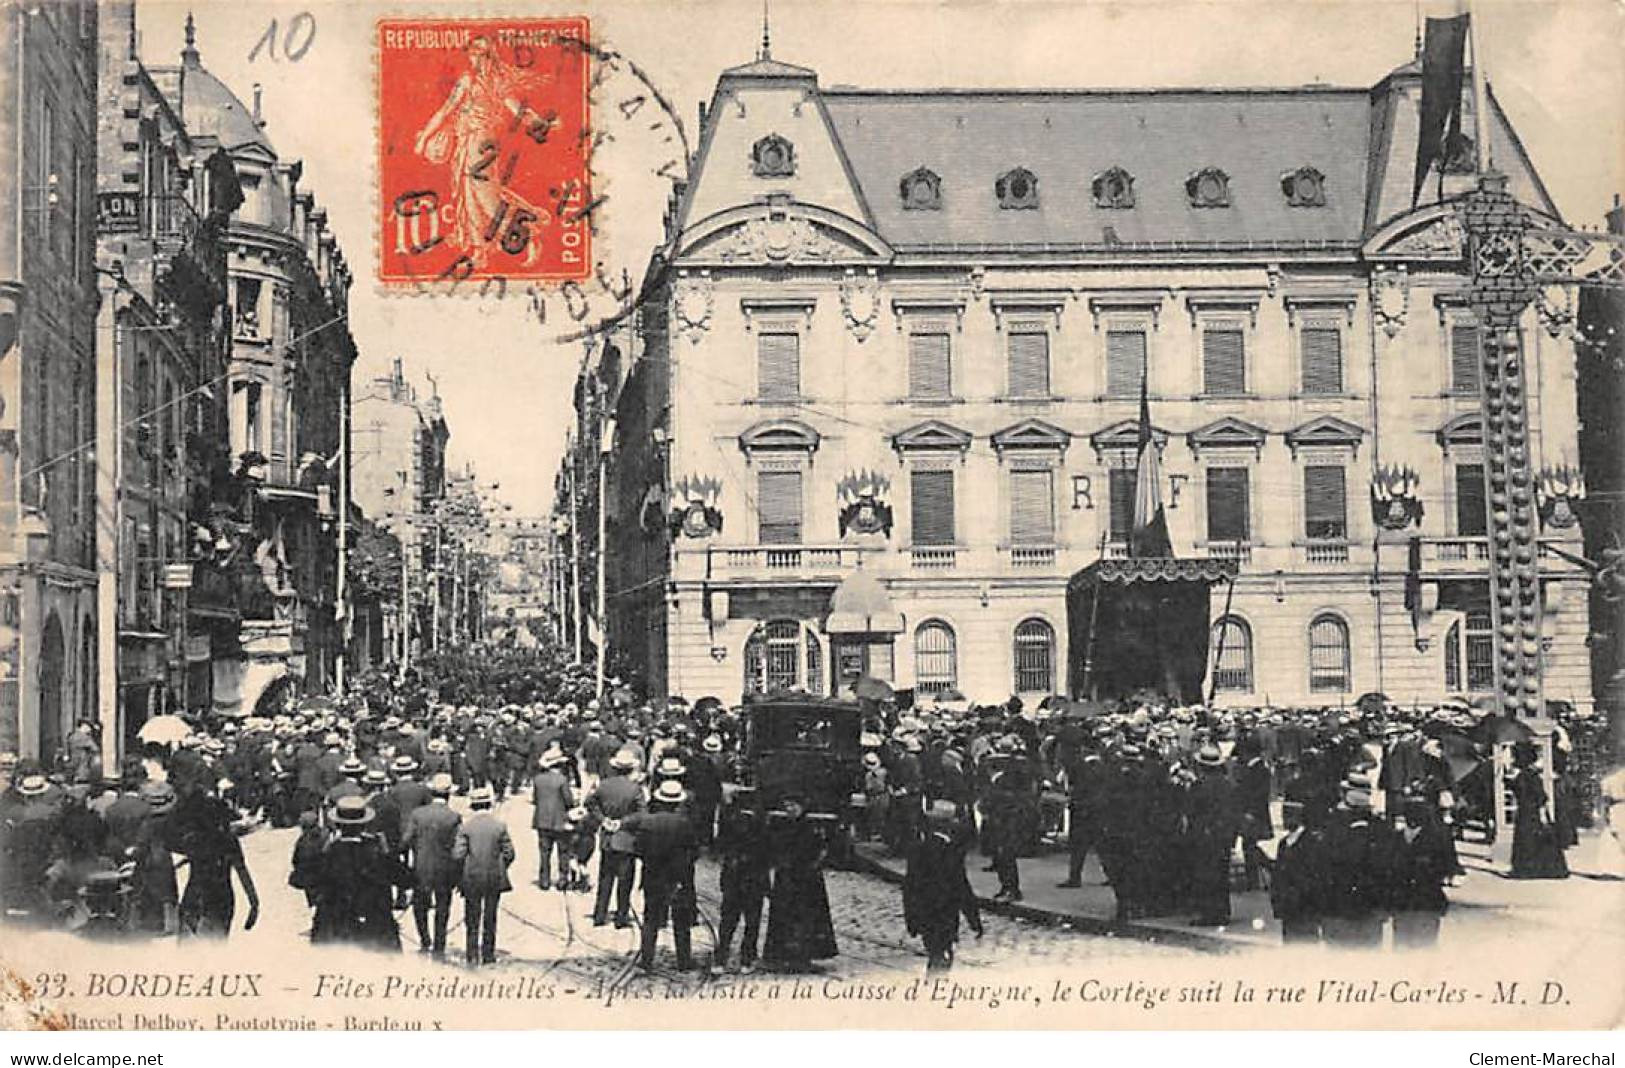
top-left (832, 636), bottom-right (894, 695)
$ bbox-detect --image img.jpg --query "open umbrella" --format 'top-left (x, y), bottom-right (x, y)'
top-left (1472, 714), bottom-right (1535, 746)
top-left (1355, 692), bottom-right (1389, 716)
top-left (137, 714), bottom-right (193, 746)
top-left (852, 676), bottom-right (894, 703)
top-left (1438, 732), bottom-right (1484, 783)
top-left (693, 696), bottom-right (724, 714)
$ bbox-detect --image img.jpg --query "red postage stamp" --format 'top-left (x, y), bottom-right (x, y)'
top-left (376, 17), bottom-right (591, 285)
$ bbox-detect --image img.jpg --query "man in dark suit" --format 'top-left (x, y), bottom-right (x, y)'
top-left (711, 790), bottom-right (771, 974)
top-left (1057, 737), bottom-right (1110, 888)
top-left (387, 756), bottom-right (433, 824)
top-left (623, 779), bottom-right (697, 971)
top-left (401, 773), bottom-right (462, 957)
top-left (453, 786), bottom-right (514, 965)
top-left (1185, 744), bottom-right (1238, 927)
top-left (586, 748), bottom-right (644, 927)
top-left (905, 803), bottom-right (982, 972)
top-left (530, 746), bottom-right (575, 889)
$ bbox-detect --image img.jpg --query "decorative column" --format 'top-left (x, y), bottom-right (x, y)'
top-left (1461, 173), bottom-right (1545, 722)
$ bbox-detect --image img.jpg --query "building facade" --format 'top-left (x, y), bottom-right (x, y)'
top-left (94, 0), bottom-right (239, 761)
top-left (150, 17), bottom-right (355, 718)
top-left (350, 357), bottom-right (449, 664)
top-left (0, 0), bottom-right (100, 763)
top-left (604, 49), bottom-right (1592, 710)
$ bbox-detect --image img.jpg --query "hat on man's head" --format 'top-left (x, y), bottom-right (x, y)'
top-left (652, 779), bottom-right (687, 806)
top-left (390, 755), bottom-right (419, 775)
top-left (17, 774), bottom-right (49, 798)
top-left (427, 773), bottom-right (455, 796)
top-left (610, 748), bottom-right (639, 771)
top-left (332, 796), bottom-right (376, 826)
top-left (702, 734), bottom-right (723, 753)
top-left (363, 768), bottom-right (390, 788)
top-left (339, 756), bottom-right (366, 777)
top-left (656, 756), bottom-right (686, 778)
top-left (469, 785), bottom-right (496, 808)
top-left (1194, 744), bottom-right (1225, 767)
top-left (539, 745), bottom-right (567, 768)
top-left (138, 780), bottom-right (177, 813)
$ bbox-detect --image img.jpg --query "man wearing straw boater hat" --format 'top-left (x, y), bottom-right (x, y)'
top-left (311, 795), bottom-right (410, 950)
top-left (530, 745), bottom-right (575, 890)
top-left (624, 778), bottom-right (697, 972)
top-left (401, 773), bottom-right (462, 957)
top-left (586, 747), bottom-right (644, 928)
top-left (453, 785), bottom-right (514, 965)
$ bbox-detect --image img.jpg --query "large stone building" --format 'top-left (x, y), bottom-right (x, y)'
top-left (602, 47), bottom-right (1593, 709)
top-left (93, 0), bottom-right (240, 758)
top-left (0, 1), bottom-right (101, 763)
top-left (149, 17), bottom-right (355, 717)
top-left (350, 358), bottom-right (449, 663)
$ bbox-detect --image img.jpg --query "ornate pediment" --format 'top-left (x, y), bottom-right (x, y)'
top-left (991, 418), bottom-right (1071, 455)
top-left (1369, 210), bottom-right (1467, 260)
top-left (1436, 413), bottom-right (1482, 448)
top-left (739, 418), bottom-right (821, 454)
top-left (892, 420), bottom-right (972, 453)
top-left (1285, 415), bottom-right (1365, 454)
top-left (1089, 418), bottom-right (1169, 456)
top-left (1188, 417), bottom-right (1268, 456)
top-left (685, 215), bottom-right (867, 265)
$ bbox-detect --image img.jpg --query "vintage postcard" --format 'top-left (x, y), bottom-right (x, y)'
top-left (0, 0), bottom-right (1622, 1034)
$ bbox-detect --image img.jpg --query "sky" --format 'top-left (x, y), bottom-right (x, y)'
top-left (137, 0), bottom-right (1625, 515)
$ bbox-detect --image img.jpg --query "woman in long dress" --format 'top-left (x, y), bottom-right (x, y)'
top-left (763, 797), bottom-right (838, 972)
top-left (1509, 742), bottom-right (1568, 879)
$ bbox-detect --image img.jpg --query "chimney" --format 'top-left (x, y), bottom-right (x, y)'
top-left (252, 84), bottom-right (264, 128)
top-left (1607, 193), bottom-right (1623, 237)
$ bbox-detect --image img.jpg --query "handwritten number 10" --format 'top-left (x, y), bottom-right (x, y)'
top-left (249, 12), bottom-right (317, 63)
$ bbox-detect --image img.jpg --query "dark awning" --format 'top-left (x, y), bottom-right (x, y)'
top-left (1067, 556), bottom-right (1237, 592)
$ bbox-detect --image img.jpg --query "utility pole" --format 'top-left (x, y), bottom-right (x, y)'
top-left (568, 431), bottom-right (583, 664)
top-left (596, 413), bottom-right (613, 699)
top-left (335, 377), bottom-right (349, 697)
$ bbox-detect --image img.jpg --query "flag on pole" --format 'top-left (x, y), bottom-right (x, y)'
top-left (1130, 377), bottom-right (1172, 558)
top-left (1412, 12), bottom-right (1470, 206)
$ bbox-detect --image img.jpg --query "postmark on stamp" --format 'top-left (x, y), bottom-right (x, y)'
top-left (377, 17), bottom-right (591, 286)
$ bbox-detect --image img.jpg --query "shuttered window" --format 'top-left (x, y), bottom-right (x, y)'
top-left (1202, 328), bottom-right (1246, 395)
top-left (909, 332), bottom-right (951, 399)
top-left (1301, 326), bottom-right (1343, 394)
top-left (1009, 469), bottom-right (1055, 545)
top-left (1206, 467), bottom-right (1250, 542)
top-left (1304, 465), bottom-right (1347, 540)
top-left (1108, 467), bottom-right (1137, 541)
top-left (757, 470), bottom-right (802, 544)
top-left (757, 332), bottom-right (800, 401)
top-left (1455, 463), bottom-right (1487, 536)
top-left (1106, 329), bottom-right (1147, 397)
top-left (1450, 323), bottom-right (1481, 395)
top-left (1007, 331), bottom-right (1050, 398)
top-left (910, 469), bottom-right (955, 546)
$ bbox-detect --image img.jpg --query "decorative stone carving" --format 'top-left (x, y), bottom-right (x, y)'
top-left (1280, 166), bottom-right (1326, 207)
top-left (1185, 167), bottom-right (1231, 208)
top-left (751, 133), bottom-right (795, 178)
top-left (899, 167), bottom-right (942, 211)
top-left (995, 167), bottom-right (1039, 210)
top-left (672, 272), bottom-right (713, 344)
top-left (1370, 266), bottom-right (1410, 338)
top-left (1387, 214), bottom-right (1466, 258)
top-left (840, 269), bottom-right (880, 342)
top-left (708, 216), bottom-right (845, 264)
top-left (1091, 166), bottom-right (1135, 209)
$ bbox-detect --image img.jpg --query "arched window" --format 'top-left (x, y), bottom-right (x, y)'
top-left (1210, 616), bottom-right (1253, 693)
top-left (914, 620), bottom-right (957, 694)
top-left (1308, 613), bottom-right (1351, 693)
top-left (743, 620), bottom-right (823, 696)
top-left (1013, 618), bottom-right (1054, 694)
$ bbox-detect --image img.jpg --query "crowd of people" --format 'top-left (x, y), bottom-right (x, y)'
top-left (0, 648), bottom-right (1614, 975)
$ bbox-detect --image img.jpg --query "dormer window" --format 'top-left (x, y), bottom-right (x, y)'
top-left (1186, 167), bottom-right (1230, 208)
top-left (995, 167), bottom-right (1039, 210)
top-left (751, 134), bottom-right (795, 178)
top-left (1092, 166), bottom-right (1135, 209)
top-left (899, 167), bottom-right (942, 210)
top-left (1281, 166), bottom-right (1326, 207)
